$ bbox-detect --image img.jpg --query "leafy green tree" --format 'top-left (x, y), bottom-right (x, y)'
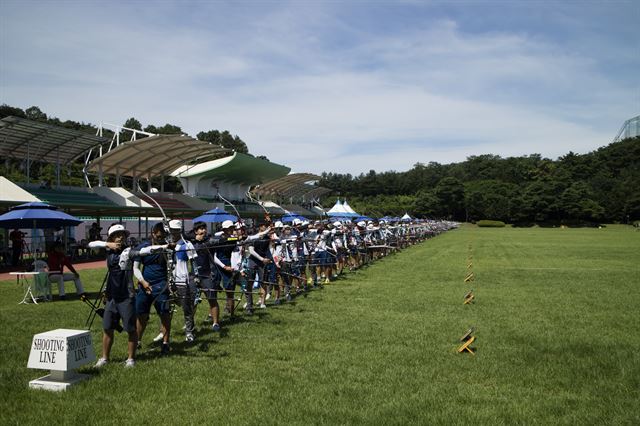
top-left (144, 124), bottom-right (183, 134)
top-left (412, 190), bottom-right (439, 218)
top-left (0, 104), bottom-right (26, 119)
top-left (434, 177), bottom-right (465, 220)
top-left (517, 180), bottom-right (563, 222)
top-left (25, 106), bottom-right (48, 121)
top-left (121, 117), bottom-right (143, 141)
top-left (465, 180), bottom-right (520, 222)
top-left (559, 182), bottom-right (604, 221)
top-left (624, 191), bottom-right (640, 221)
top-left (197, 130), bottom-right (249, 153)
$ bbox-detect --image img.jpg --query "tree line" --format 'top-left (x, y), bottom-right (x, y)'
top-left (320, 139), bottom-right (640, 224)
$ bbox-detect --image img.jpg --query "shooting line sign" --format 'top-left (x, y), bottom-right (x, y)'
top-left (27, 329), bottom-right (95, 391)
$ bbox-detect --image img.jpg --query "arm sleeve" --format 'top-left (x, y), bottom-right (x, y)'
top-left (133, 260), bottom-right (144, 282)
top-left (213, 253), bottom-right (226, 268)
top-left (88, 241), bottom-right (107, 249)
top-left (188, 242), bottom-right (198, 260)
top-left (248, 245), bottom-right (265, 262)
top-left (245, 229), bottom-right (269, 241)
top-left (138, 244), bottom-right (166, 255)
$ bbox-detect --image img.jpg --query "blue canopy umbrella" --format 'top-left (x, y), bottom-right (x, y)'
top-left (0, 202), bottom-right (83, 229)
top-left (280, 213), bottom-right (308, 223)
top-left (354, 215), bottom-right (374, 222)
top-left (192, 207), bottom-right (238, 223)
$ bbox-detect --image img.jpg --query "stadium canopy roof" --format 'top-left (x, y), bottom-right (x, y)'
top-left (0, 176), bottom-right (41, 207)
top-left (172, 152), bottom-right (290, 185)
top-left (251, 173), bottom-right (330, 200)
top-left (0, 116), bottom-right (110, 164)
top-left (85, 134), bottom-right (232, 179)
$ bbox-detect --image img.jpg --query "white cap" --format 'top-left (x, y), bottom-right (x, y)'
top-left (169, 219), bottom-right (182, 230)
top-left (367, 220), bottom-right (373, 225)
top-left (292, 218), bottom-right (302, 226)
top-left (357, 221), bottom-right (366, 227)
top-left (302, 220), bottom-right (310, 226)
top-left (332, 221), bottom-right (342, 227)
top-left (222, 220), bottom-right (234, 229)
top-left (322, 230), bottom-right (331, 236)
top-left (379, 219), bottom-right (387, 224)
top-left (108, 224), bottom-right (129, 237)
top-left (274, 221), bottom-right (283, 228)
top-left (367, 224), bottom-right (375, 230)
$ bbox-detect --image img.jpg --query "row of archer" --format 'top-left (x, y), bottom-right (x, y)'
top-left (84, 214), bottom-right (457, 368)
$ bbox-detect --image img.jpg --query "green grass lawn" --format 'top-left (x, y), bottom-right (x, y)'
top-left (1, 225), bottom-right (639, 425)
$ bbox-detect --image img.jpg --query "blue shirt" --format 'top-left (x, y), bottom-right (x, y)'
top-left (135, 242), bottom-right (166, 286)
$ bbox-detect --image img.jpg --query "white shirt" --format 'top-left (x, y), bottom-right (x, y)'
top-left (173, 239), bottom-right (197, 285)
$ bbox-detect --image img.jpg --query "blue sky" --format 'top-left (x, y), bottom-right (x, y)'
top-left (1, 0), bottom-right (638, 175)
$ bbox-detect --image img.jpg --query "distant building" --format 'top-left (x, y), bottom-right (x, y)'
top-left (613, 115), bottom-right (640, 142)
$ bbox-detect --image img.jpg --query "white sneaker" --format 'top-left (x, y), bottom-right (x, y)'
top-left (242, 302), bottom-right (248, 309)
top-left (265, 293), bottom-right (271, 301)
top-left (259, 303), bottom-right (267, 309)
top-left (124, 358), bottom-right (135, 368)
top-left (185, 334), bottom-right (195, 342)
top-left (95, 358), bottom-right (108, 368)
top-left (152, 332), bottom-right (164, 343)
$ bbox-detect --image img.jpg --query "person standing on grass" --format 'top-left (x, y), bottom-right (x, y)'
top-left (292, 219), bottom-right (310, 290)
top-left (133, 222), bottom-right (172, 356)
top-left (168, 219), bottom-right (199, 343)
top-left (47, 242), bottom-right (86, 300)
top-left (247, 222), bottom-right (273, 309)
top-left (89, 224), bottom-right (170, 368)
top-left (9, 228), bottom-right (23, 266)
top-left (191, 221), bottom-right (221, 333)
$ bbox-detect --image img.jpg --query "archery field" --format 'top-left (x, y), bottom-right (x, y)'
top-left (1, 225), bottom-right (639, 424)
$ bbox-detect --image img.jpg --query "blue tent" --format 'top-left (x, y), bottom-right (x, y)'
top-left (192, 207), bottom-right (238, 223)
top-left (354, 215), bottom-right (374, 222)
top-left (0, 202), bottom-right (83, 229)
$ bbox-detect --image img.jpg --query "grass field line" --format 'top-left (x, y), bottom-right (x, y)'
top-left (500, 267), bottom-right (605, 270)
top-left (2, 227), bottom-right (639, 424)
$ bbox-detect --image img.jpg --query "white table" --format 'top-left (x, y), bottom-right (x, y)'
top-left (10, 271), bottom-right (42, 305)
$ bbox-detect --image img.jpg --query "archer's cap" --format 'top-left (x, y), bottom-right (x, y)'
top-left (169, 219), bottom-right (182, 230)
top-left (108, 224), bottom-right (129, 237)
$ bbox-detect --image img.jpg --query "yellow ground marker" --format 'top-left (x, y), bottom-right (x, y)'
top-left (457, 336), bottom-right (476, 354)
top-left (463, 290), bottom-right (474, 304)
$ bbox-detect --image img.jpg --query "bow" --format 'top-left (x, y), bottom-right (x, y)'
top-left (217, 192), bottom-right (244, 226)
top-left (246, 188), bottom-right (271, 224)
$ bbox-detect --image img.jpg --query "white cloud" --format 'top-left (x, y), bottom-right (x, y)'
top-left (1, 1), bottom-right (637, 176)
